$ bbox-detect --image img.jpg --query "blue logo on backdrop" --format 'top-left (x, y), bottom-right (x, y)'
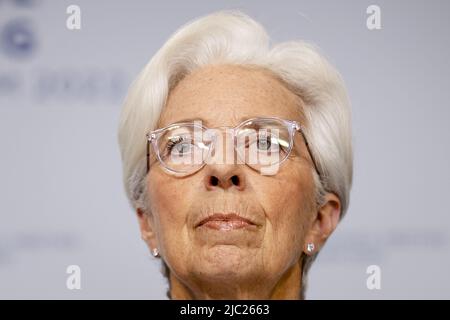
top-left (1, 18), bottom-right (37, 59)
top-left (0, 0), bottom-right (128, 104)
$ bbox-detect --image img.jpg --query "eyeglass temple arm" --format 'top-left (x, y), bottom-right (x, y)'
top-left (146, 134), bottom-right (152, 174)
top-left (295, 126), bottom-right (322, 179)
top-left (146, 132), bottom-right (159, 173)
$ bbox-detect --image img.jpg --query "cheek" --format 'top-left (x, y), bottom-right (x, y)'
top-left (147, 171), bottom-right (193, 239)
top-left (256, 166), bottom-right (316, 249)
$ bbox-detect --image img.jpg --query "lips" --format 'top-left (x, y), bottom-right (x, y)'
top-left (196, 213), bottom-right (256, 231)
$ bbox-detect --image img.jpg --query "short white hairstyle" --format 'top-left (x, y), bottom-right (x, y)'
top-left (117, 9), bottom-right (353, 299)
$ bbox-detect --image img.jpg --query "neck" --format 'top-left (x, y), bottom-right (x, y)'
top-left (169, 260), bottom-right (303, 300)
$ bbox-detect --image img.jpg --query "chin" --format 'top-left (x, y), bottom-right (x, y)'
top-left (193, 244), bottom-right (261, 280)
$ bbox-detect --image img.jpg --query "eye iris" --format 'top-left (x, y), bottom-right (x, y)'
top-left (176, 143), bottom-right (190, 154)
top-left (258, 135), bottom-right (271, 150)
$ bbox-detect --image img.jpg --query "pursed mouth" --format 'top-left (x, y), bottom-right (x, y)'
top-left (196, 213), bottom-right (257, 230)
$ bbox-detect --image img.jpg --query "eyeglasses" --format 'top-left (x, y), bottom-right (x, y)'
top-left (146, 117), bottom-right (321, 177)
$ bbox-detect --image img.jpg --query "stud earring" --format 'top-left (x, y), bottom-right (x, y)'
top-left (306, 243), bottom-right (315, 253)
top-left (152, 248), bottom-right (160, 258)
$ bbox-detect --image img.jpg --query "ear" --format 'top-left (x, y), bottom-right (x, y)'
top-left (136, 207), bottom-right (159, 253)
top-left (303, 192), bottom-right (341, 255)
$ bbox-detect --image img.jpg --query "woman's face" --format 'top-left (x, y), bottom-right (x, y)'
top-left (140, 64), bottom-right (325, 297)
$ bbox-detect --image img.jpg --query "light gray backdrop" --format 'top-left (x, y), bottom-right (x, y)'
top-left (1, 0), bottom-right (449, 299)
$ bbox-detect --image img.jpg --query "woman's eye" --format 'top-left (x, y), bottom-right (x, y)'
top-left (167, 137), bottom-right (193, 155)
top-left (257, 136), bottom-right (272, 150)
top-left (243, 134), bottom-right (279, 152)
top-left (175, 143), bottom-right (191, 154)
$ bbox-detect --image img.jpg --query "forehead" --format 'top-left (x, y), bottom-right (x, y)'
top-left (158, 64), bottom-right (306, 128)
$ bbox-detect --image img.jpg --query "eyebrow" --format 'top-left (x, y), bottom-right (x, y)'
top-left (171, 116), bottom-right (256, 128)
top-left (173, 117), bottom-right (210, 126)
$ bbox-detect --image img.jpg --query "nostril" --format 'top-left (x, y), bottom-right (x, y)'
top-left (207, 175), bottom-right (242, 189)
top-left (210, 176), bottom-right (219, 186)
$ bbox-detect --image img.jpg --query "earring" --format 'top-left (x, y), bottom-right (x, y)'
top-left (152, 248), bottom-right (160, 258)
top-left (306, 243), bottom-right (315, 253)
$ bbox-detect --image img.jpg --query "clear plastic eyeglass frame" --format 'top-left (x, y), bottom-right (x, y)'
top-left (145, 117), bottom-right (321, 177)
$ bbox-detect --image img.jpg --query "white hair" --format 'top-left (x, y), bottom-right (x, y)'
top-left (117, 9), bottom-right (353, 299)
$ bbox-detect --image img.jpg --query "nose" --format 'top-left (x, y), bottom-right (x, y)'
top-left (204, 166), bottom-right (246, 191)
top-left (203, 128), bottom-right (246, 191)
